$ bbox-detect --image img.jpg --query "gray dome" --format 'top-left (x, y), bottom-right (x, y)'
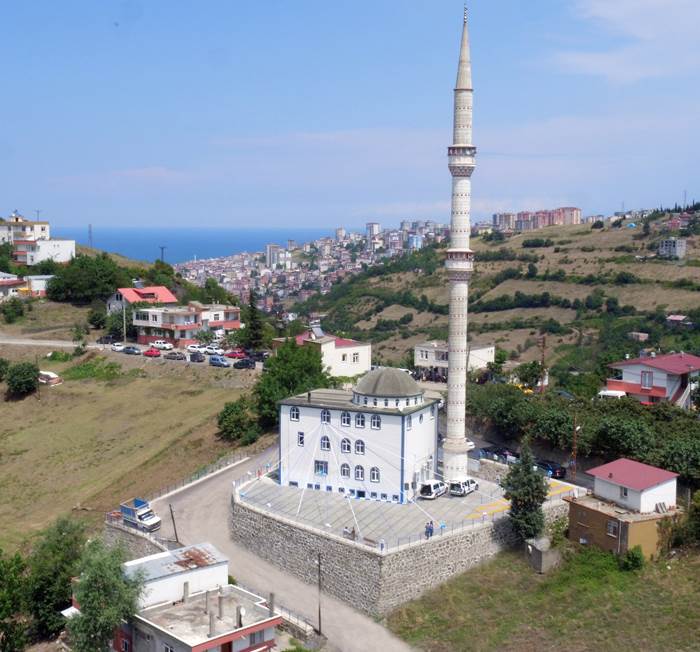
top-left (354, 367), bottom-right (421, 398)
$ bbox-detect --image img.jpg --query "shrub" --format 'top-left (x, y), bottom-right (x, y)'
top-left (46, 350), bottom-right (72, 362)
top-left (0, 357), bottom-right (9, 381)
top-left (62, 357), bottom-right (122, 381)
top-left (618, 545), bottom-right (645, 571)
top-left (6, 361), bottom-right (39, 396)
top-left (591, 220), bottom-right (604, 229)
top-left (1, 297), bottom-right (25, 323)
top-left (218, 396), bottom-right (261, 444)
top-left (522, 238), bottom-right (554, 248)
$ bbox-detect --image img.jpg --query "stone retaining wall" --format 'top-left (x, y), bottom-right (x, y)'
top-left (230, 495), bottom-right (568, 616)
top-left (469, 457), bottom-right (510, 484)
top-left (103, 522), bottom-right (168, 560)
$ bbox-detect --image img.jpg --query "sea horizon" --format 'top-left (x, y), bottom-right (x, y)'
top-left (52, 226), bottom-right (336, 265)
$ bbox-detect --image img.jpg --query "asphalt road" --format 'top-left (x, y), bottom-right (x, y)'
top-left (0, 336), bottom-right (99, 348)
top-left (152, 447), bottom-right (413, 652)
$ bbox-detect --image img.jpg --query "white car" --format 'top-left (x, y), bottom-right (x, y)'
top-left (186, 344), bottom-right (206, 354)
top-left (418, 481), bottom-right (448, 500)
top-left (111, 342), bottom-right (125, 352)
top-left (152, 340), bottom-right (174, 350)
top-left (466, 438), bottom-right (476, 451)
top-left (449, 479), bottom-right (479, 497)
top-left (204, 345), bottom-right (225, 356)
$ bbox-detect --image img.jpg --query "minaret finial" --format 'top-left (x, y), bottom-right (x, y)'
top-left (464, 4), bottom-right (468, 23)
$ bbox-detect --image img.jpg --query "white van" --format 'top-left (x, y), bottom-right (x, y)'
top-left (597, 389), bottom-right (626, 399)
top-left (418, 481), bottom-right (447, 500)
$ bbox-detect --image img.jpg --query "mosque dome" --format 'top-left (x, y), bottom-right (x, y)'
top-left (354, 367), bottom-right (422, 399)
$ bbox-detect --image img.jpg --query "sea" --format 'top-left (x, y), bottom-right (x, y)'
top-left (52, 226), bottom-right (334, 265)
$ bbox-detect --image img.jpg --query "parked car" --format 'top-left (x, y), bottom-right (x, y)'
top-left (152, 340), bottom-right (174, 350)
top-left (225, 349), bottom-right (246, 359)
top-left (96, 335), bottom-right (117, 344)
top-left (186, 344), bottom-right (206, 354)
top-left (143, 348), bottom-right (161, 358)
top-left (209, 355), bottom-right (231, 368)
top-left (418, 481), bottom-right (448, 500)
top-left (535, 459), bottom-right (567, 479)
top-left (122, 346), bottom-right (142, 355)
top-left (204, 345), bottom-right (225, 356)
top-left (449, 479), bottom-right (479, 497)
top-left (38, 370), bottom-right (63, 386)
top-left (247, 350), bottom-right (271, 362)
top-left (233, 357), bottom-right (256, 369)
top-left (111, 342), bottom-right (125, 352)
top-left (164, 351), bottom-right (187, 361)
top-left (480, 446), bottom-right (520, 464)
top-left (189, 352), bottom-right (206, 363)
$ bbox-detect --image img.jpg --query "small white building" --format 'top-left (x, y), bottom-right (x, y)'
top-left (13, 238), bottom-right (75, 265)
top-left (273, 323), bottom-right (371, 378)
top-left (658, 237), bottom-right (687, 259)
top-left (413, 340), bottom-right (495, 382)
top-left (586, 458), bottom-right (678, 513)
top-left (279, 367), bottom-right (439, 503)
top-left (0, 211), bottom-right (50, 243)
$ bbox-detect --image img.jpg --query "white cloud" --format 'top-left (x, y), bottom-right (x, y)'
top-left (556, 0), bottom-right (700, 82)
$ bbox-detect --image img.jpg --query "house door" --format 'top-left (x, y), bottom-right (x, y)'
top-left (221, 643), bottom-right (232, 652)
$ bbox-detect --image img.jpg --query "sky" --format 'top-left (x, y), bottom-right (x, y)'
top-left (1, 0), bottom-right (698, 229)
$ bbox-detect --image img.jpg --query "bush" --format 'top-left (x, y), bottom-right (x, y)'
top-left (618, 545), bottom-right (645, 571)
top-left (1, 296), bottom-right (25, 323)
top-left (591, 220), bottom-right (604, 229)
top-left (62, 357), bottom-right (122, 381)
top-left (6, 361), bottom-right (39, 396)
top-left (218, 396), bottom-right (261, 444)
top-left (522, 238), bottom-right (554, 248)
top-left (87, 304), bottom-right (107, 329)
top-left (0, 357), bottom-right (9, 381)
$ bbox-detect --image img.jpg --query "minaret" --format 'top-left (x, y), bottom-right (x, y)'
top-left (443, 7), bottom-right (476, 483)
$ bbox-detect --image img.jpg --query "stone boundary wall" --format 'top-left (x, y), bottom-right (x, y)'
top-left (103, 522), bottom-right (168, 560)
top-left (468, 457), bottom-right (510, 484)
top-left (230, 494), bottom-right (568, 616)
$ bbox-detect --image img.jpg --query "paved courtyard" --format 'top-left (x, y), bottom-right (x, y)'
top-left (236, 476), bottom-right (580, 550)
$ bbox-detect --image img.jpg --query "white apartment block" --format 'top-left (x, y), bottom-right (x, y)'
top-left (279, 368), bottom-right (439, 503)
top-left (658, 237), bottom-right (687, 259)
top-left (13, 238), bottom-right (75, 265)
top-left (414, 340), bottom-right (495, 381)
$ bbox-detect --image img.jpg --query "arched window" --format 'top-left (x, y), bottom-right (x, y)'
top-left (320, 435), bottom-right (330, 451)
top-left (371, 414), bottom-right (381, 430)
top-left (395, 399), bottom-right (400, 407)
top-left (363, 397), bottom-right (368, 405)
top-left (341, 411), bottom-right (351, 427)
top-left (341, 438), bottom-right (351, 453)
top-left (370, 467), bottom-right (380, 483)
top-left (355, 465), bottom-right (364, 481)
top-left (373, 398), bottom-right (377, 407)
top-left (321, 409), bottom-right (331, 424)
top-left (355, 439), bottom-right (365, 455)
top-left (419, 413), bottom-right (424, 424)
top-left (340, 463), bottom-right (350, 478)
top-left (406, 415), bottom-right (412, 430)
top-left (290, 406), bottom-right (299, 421)
top-left (384, 399), bottom-right (388, 407)
top-left (355, 413), bottom-right (365, 428)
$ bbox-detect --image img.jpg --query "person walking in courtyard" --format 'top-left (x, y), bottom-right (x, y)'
top-left (428, 520), bottom-right (435, 538)
top-left (424, 522), bottom-right (431, 540)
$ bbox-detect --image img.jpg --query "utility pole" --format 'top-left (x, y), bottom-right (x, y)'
top-left (572, 418), bottom-right (580, 482)
top-left (35, 209), bottom-right (41, 220)
top-left (122, 303), bottom-right (127, 342)
top-left (88, 223), bottom-right (93, 248)
top-left (169, 503), bottom-right (180, 543)
top-left (316, 551), bottom-right (322, 635)
top-left (159, 245), bottom-right (166, 262)
top-left (537, 335), bottom-right (546, 394)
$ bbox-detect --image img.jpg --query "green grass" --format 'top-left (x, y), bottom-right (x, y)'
top-left (387, 548), bottom-right (700, 652)
top-left (62, 357), bottom-right (124, 381)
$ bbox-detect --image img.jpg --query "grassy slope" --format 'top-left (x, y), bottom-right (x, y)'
top-left (0, 300), bottom-right (91, 340)
top-left (304, 222), bottom-right (700, 364)
top-left (388, 548), bottom-right (700, 652)
top-left (76, 243), bottom-right (150, 268)
top-left (0, 354), bottom-right (253, 550)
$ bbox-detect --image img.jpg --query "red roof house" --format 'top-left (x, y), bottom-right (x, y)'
top-left (107, 286), bottom-right (178, 314)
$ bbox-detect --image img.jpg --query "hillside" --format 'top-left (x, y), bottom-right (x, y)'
top-left (294, 218), bottom-right (700, 394)
top-left (75, 243), bottom-right (151, 268)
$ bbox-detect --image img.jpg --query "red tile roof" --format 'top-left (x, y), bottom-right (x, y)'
top-left (609, 352), bottom-right (700, 375)
top-left (605, 379), bottom-right (666, 398)
top-left (587, 458), bottom-right (678, 491)
top-left (117, 286), bottom-right (177, 305)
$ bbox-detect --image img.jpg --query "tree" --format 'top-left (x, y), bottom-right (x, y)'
top-left (514, 361), bottom-right (543, 390)
top-left (67, 542), bottom-right (143, 652)
top-left (222, 330), bottom-right (242, 350)
top-left (688, 491), bottom-right (700, 544)
top-left (243, 292), bottom-right (264, 350)
top-left (1, 297), bottom-right (24, 324)
top-left (47, 254), bottom-right (130, 304)
top-left (525, 262), bottom-right (538, 278)
top-left (0, 547), bottom-right (27, 652)
top-left (253, 341), bottom-right (332, 428)
top-left (501, 443), bottom-right (549, 541)
top-left (487, 348), bottom-right (508, 376)
top-left (26, 517), bottom-right (86, 638)
top-left (218, 396), bottom-right (262, 444)
top-left (87, 303), bottom-right (107, 330)
top-left (591, 220), bottom-right (604, 229)
top-left (105, 304), bottom-right (136, 340)
top-left (194, 330), bottom-right (214, 345)
top-left (6, 362), bottom-right (39, 396)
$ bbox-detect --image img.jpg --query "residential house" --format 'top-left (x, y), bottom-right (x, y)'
top-left (272, 322), bottom-right (371, 378)
top-left (106, 286), bottom-right (178, 315)
top-left (278, 367), bottom-right (439, 503)
top-left (564, 458), bottom-right (679, 559)
top-left (133, 301), bottom-right (241, 347)
top-left (604, 351), bottom-right (700, 409)
top-left (13, 238), bottom-right (75, 265)
top-left (658, 237), bottom-right (687, 259)
top-left (413, 340), bottom-right (495, 382)
top-left (665, 314), bottom-right (692, 329)
top-left (0, 273), bottom-right (25, 302)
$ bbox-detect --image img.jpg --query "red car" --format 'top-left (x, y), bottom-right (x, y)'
top-left (225, 349), bottom-right (246, 359)
top-left (143, 348), bottom-right (161, 358)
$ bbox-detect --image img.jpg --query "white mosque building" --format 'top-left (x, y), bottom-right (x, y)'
top-left (278, 368), bottom-right (439, 503)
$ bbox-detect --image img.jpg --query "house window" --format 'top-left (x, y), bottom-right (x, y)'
top-left (606, 520), bottom-right (619, 538)
top-left (419, 414), bottom-right (424, 424)
top-left (355, 465), bottom-right (365, 481)
top-left (340, 463), bottom-right (350, 478)
top-left (250, 631), bottom-right (265, 645)
top-left (430, 405), bottom-right (435, 419)
top-left (641, 370), bottom-right (653, 389)
top-left (380, 493), bottom-right (388, 500)
top-left (370, 491), bottom-right (378, 499)
top-left (320, 435), bottom-right (330, 451)
top-left (342, 353), bottom-right (347, 362)
top-left (321, 409), bottom-right (331, 423)
top-left (363, 397), bottom-right (368, 405)
top-left (290, 406), bottom-right (300, 421)
top-left (341, 438), bottom-right (351, 453)
top-left (315, 460), bottom-right (329, 476)
top-left (384, 398), bottom-right (388, 407)
top-left (373, 398), bottom-right (377, 407)
top-left (355, 439), bottom-right (365, 454)
top-left (151, 314), bottom-right (158, 322)
top-left (341, 411), bottom-right (351, 427)
top-left (355, 413), bottom-right (365, 428)
top-left (370, 467), bottom-right (380, 482)
top-left (620, 486), bottom-right (629, 500)
top-left (163, 645), bottom-right (175, 652)
top-left (406, 415), bottom-right (412, 430)
top-left (297, 432), bottom-right (304, 447)
top-left (353, 352), bottom-right (359, 363)
top-left (371, 414), bottom-right (381, 430)
top-left (121, 640), bottom-right (130, 652)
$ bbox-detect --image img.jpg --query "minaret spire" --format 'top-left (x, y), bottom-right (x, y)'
top-left (443, 8), bottom-right (477, 484)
